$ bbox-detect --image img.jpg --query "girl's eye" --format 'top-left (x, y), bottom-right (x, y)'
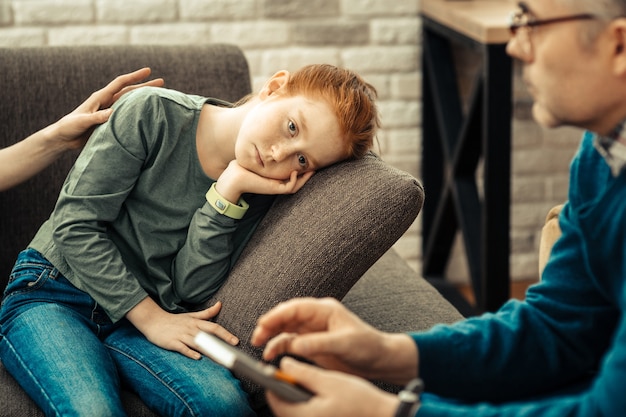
top-left (297, 154), bottom-right (307, 167)
top-left (288, 120), bottom-right (297, 135)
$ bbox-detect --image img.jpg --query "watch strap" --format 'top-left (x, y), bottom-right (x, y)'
top-left (206, 183), bottom-right (249, 220)
top-left (394, 378), bottom-right (424, 417)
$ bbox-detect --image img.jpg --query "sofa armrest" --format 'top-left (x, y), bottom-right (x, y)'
top-left (205, 153), bottom-right (424, 405)
top-left (344, 248), bottom-right (463, 333)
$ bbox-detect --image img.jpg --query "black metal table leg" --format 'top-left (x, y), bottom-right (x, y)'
top-left (421, 16), bottom-right (512, 313)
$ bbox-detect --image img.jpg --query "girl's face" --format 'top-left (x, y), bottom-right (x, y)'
top-left (235, 93), bottom-right (346, 180)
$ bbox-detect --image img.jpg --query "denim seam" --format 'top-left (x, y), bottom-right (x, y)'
top-left (91, 302), bottom-right (99, 325)
top-left (105, 344), bottom-right (197, 417)
top-left (1, 269), bottom-right (51, 311)
top-left (3, 336), bottom-right (62, 417)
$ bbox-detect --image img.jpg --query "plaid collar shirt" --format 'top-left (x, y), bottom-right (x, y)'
top-left (594, 120), bottom-right (626, 177)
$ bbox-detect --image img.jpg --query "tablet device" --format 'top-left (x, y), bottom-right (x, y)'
top-left (194, 331), bottom-right (313, 402)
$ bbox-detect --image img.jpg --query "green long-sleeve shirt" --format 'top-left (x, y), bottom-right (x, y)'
top-left (30, 87), bottom-right (274, 322)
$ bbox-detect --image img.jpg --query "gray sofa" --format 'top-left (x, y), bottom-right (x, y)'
top-left (0, 44), bottom-right (462, 416)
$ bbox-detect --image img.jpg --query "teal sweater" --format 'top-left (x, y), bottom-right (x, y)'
top-left (413, 131), bottom-right (624, 416)
top-left (30, 87), bottom-right (274, 322)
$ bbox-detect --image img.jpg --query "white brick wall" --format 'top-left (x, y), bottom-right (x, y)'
top-left (98, 0), bottom-right (178, 23)
top-left (180, 0), bottom-right (257, 21)
top-left (13, 0), bottom-right (94, 25)
top-left (0, 0), bottom-right (575, 285)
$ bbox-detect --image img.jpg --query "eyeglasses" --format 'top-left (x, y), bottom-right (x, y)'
top-left (508, 2), bottom-right (597, 57)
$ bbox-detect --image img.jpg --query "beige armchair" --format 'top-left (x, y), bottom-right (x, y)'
top-left (538, 204), bottom-right (564, 277)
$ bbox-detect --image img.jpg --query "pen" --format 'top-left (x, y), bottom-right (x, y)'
top-left (194, 331), bottom-right (313, 402)
top-left (274, 369), bottom-right (299, 385)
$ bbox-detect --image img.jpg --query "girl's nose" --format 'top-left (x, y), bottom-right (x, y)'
top-left (271, 143), bottom-right (292, 162)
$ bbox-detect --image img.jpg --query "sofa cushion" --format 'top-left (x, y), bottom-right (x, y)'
top-left (342, 247), bottom-right (463, 395)
top-left (204, 153), bottom-right (424, 407)
top-left (343, 248), bottom-right (463, 333)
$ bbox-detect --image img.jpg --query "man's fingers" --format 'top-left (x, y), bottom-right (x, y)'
top-left (254, 298), bottom-right (336, 342)
top-left (262, 332), bottom-right (298, 360)
top-left (279, 357), bottom-right (321, 391)
top-left (263, 331), bottom-right (344, 362)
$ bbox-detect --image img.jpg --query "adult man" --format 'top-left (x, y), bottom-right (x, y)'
top-left (251, 0), bottom-right (626, 415)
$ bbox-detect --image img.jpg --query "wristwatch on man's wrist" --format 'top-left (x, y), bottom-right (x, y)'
top-left (394, 378), bottom-right (423, 417)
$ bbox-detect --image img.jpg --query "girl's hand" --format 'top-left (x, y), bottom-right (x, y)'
top-left (215, 160), bottom-right (315, 204)
top-left (126, 297), bottom-right (238, 360)
top-left (266, 357), bottom-right (399, 417)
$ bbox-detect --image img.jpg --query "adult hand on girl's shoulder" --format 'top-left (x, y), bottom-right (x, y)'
top-left (52, 68), bottom-right (165, 151)
top-left (216, 160), bottom-right (315, 203)
top-left (126, 298), bottom-right (239, 360)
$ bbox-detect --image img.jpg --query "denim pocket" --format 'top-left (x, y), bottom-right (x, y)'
top-left (2, 249), bottom-right (57, 303)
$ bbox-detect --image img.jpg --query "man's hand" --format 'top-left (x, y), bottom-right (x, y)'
top-left (266, 357), bottom-right (399, 417)
top-left (251, 297), bottom-right (419, 384)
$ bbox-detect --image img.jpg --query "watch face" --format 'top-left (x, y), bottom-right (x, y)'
top-left (398, 391), bottom-right (419, 402)
top-left (216, 199), bottom-right (226, 210)
top-left (395, 378), bottom-right (423, 417)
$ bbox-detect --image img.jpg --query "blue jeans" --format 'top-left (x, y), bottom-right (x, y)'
top-left (0, 249), bottom-right (256, 417)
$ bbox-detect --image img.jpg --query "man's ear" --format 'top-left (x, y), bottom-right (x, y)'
top-left (259, 70), bottom-right (290, 99)
top-left (610, 19), bottom-right (626, 76)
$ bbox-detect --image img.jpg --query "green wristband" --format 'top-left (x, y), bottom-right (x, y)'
top-left (206, 183), bottom-right (249, 220)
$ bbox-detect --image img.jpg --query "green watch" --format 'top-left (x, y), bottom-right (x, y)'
top-left (206, 183), bottom-right (249, 220)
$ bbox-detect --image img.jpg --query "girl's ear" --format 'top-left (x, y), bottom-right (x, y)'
top-left (259, 70), bottom-right (290, 99)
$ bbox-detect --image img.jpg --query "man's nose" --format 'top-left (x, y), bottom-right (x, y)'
top-left (506, 35), bottom-right (525, 61)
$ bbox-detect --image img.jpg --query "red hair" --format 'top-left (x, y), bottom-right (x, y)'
top-left (283, 64), bottom-right (380, 160)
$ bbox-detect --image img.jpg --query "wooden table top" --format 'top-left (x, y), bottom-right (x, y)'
top-left (420, 0), bottom-right (516, 44)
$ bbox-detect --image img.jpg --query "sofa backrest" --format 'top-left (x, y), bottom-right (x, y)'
top-left (0, 44), bottom-right (251, 284)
